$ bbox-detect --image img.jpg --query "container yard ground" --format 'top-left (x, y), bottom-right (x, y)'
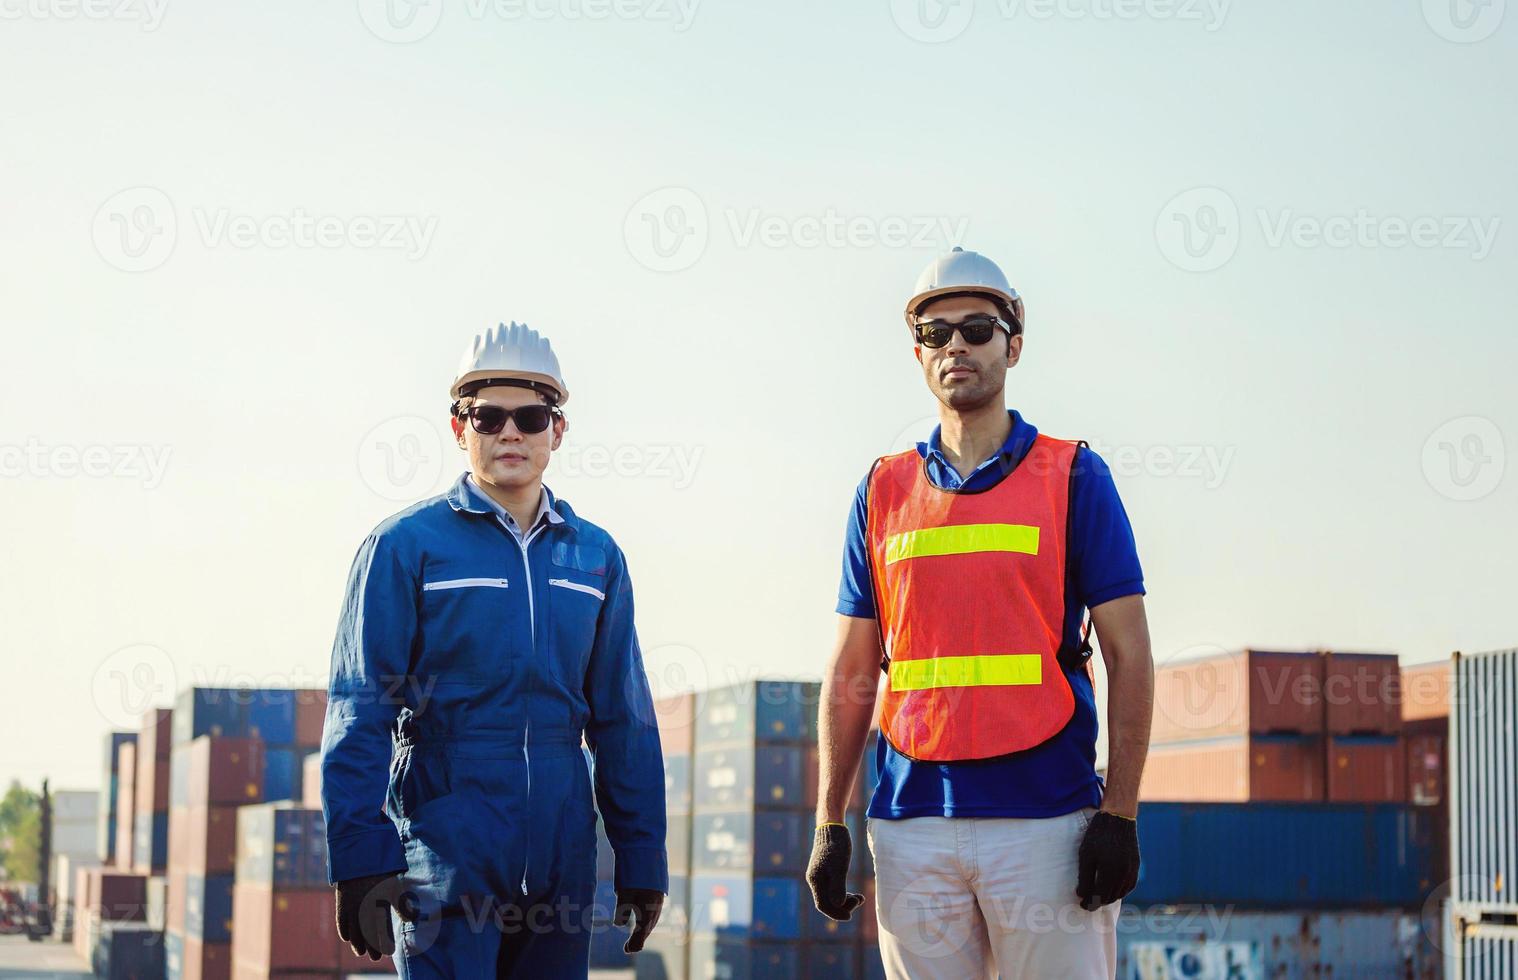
top-left (0, 934), bottom-right (91, 978)
top-left (0, 935), bottom-right (633, 980)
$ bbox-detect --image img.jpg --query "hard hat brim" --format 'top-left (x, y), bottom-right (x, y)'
top-left (449, 371), bottom-right (569, 405)
top-left (904, 286), bottom-right (1024, 331)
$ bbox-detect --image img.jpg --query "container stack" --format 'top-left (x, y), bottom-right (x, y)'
top-left (164, 685), bottom-right (326, 980)
top-left (1142, 649), bottom-right (1409, 803)
top-left (1142, 650), bottom-right (1326, 801)
top-left (231, 800), bottom-right (386, 979)
top-left (134, 708), bottom-right (174, 875)
top-left (1447, 647), bottom-right (1518, 978)
top-left (1322, 651), bottom-right (1405, 803)
top-left (1399, 659), bottom-right (1450, 807)
top-left (114, 740), bottom-right (137, 871)
top-left (99, 730), bottom-right (138, 865)
top-left (613, 694), bottom-right (695, 976)
top-left (668, 680), bottom-right (872, 980)
top-left (73, 867), bottom-right (150, 968)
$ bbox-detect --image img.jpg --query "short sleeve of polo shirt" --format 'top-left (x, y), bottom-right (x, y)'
top-left (835, 445), bottom-right (1144, 618)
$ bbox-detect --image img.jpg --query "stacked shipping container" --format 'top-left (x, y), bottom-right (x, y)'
top-left (1448, 647), bottom-right (1518, 979)
top-left (134, 708), bottom-right (174, 875)
top-left (164, 686), bottom-right (326, 980)
top-left (1143, 649), bottom-right (1409, 803)
top-left (639, 680), bottom-right (877, 980)
top-left (99, 731), bottom-right (138, 865)
top-left (114, 741), bottom-right (137, 871)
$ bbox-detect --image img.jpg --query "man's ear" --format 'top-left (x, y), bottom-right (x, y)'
top-left (450, 415), bottom-right (467, 449)
top-left (913, 345), bottom-right (924, 365)
top-left (550, 414), bottom-right (567, 451)
top-left (1007, 334), bottom-right (1023, 368)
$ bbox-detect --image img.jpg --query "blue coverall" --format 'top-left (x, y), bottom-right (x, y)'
top-left (321, 473), bottom-right (668, 978)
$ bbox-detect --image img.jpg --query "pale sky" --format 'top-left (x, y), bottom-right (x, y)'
top-left (3, 0), bottom-right (1513, 790)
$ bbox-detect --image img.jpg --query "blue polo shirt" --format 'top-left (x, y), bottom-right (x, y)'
top-left (838, 410), bottom-right (1144, 818)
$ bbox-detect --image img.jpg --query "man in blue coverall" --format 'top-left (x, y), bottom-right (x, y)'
top-left (320, 322), bottom-right (667, 978)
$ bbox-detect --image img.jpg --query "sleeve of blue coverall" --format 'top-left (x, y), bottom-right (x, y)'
top-left (321, 531), bottom-right (414, 884)
top-left (583, 545), bottom-right (669, 894)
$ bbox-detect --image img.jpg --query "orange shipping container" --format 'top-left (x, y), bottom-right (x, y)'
top-left (1139, 734), bottom-right (1324, 802)
top-left (1325, 735), bottom-right (1406, 802)
top-left (1151, 650), bottom-right (1324, 744)
top-left (115, 742), bottom-right (136, 870)
top-left (1400, 660), bottom-right (1451, 723)
top-left (1322, 652), bottom-right (1402, 735)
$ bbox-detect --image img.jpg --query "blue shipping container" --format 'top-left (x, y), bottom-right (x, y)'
top-left (696, 682), bottom-right (816, 747)
top-left (245, 691), bottom-right (297, 744)
top-left (172, 688), bottom-right (248, 745)
top-left (693, 745), bottom-right (807, 811)
top-left (93, 924), bottom-right (165, 980)
top-left (261, 746), bottom-right (306, 802)
top-left (689, 875), bottom-right (804, 940)
top-left (686, 935), bottom-right (801, 980)
top-left (184, 873), bottom-right (235, 944)
top-left (693, 811), bottom-right (808, 874)
top-left (164, 929), bottom-right (184, 980)
top-left (133, 810), bottom-right (169, 871)
top-left (1130, 803), bottom-right (1439, 909)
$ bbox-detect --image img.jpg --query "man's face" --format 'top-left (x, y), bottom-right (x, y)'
top-left (451, 384), bottom-right (566, 493)
top-left (912, 294), bottom-right (1022, 412)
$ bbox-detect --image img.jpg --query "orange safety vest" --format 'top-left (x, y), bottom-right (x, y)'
top-left (866, 434), bottom-right (1081, 762)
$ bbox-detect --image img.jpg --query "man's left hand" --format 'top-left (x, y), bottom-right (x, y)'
top-left (1075, 810), bottom-right (1140, 910)
top-left (615, 888), bottom-right (664, 953)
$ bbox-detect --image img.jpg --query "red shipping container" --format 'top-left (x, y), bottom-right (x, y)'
top-left (232, 883), bottom-right (340, 973)
top-left (1151, 650), bottom-right (1324, 744)
top-left (184, 803), bottom-right (241, 875)
top-left (1139, 734), bottom-right (1324, 802)
top-left (1400, 661), bottom-right (1451, 723)
top-left (181, 935), bottom-right (231, 980)
top-left (169, 806), bottom-right (190, 877)
top-left (115, 742), bottom-right (137, 870)
top-left (87, 869), bottom-right (148, 931)
top-left (303, 751), bottom-right (323, 809)
top-left (1406, 730), bottom-right (1445, 805)
top-left (1322, 652), bottom-right (1402, 735)
top-left (166, 870), bottom-right (188, 936)
top-left (1325, 735), bottom-right (1406, 802)
top-left (189, 736), bottom-right (265, 807)
top-left (295, 689), bottom-right (328, 747)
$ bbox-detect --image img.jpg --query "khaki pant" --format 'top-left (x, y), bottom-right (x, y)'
top-left (868, 809), bottom-right (1119, 979)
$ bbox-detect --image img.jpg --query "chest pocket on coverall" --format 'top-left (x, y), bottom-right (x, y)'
top-left (548, 542), bottom-right (608, 683)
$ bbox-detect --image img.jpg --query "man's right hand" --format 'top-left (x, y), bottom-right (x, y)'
top-left (806, 822), bottom-right (865, 920)
top-left (334, 873), bottom-right (408, 960)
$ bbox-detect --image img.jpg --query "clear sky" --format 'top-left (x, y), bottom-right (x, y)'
top-left (2, 0), bottom-right (1513, 789)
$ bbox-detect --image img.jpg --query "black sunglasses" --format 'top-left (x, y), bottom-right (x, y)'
top-left (913, 314), bottom-right (1015, 349)
top-left (458, 404), bottom-right (559, 435)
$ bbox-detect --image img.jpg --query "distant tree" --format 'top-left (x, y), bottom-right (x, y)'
top-left (0, 782), bottom-right (41, 883)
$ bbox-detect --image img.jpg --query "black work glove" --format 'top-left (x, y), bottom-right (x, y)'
top-left (334, 873), bottom-right (408, 960)
top-left (806, 823), bottom-right (865, 920)
top-left (1075, 810), bottom-right (1141, 910)
top-left (614, 888), bottom-right (664, 953)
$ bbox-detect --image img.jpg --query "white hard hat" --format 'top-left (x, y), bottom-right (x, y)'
top-left (904, 246), bottom-right (1025, 333)
top-left (450, 322), bottom-right (569, 406)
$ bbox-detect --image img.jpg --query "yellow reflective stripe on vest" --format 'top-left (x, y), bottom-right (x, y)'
top-left (890, 654), bottom-right (1043, 691)
top-left (883, 523), bottom-right (1040, 565)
